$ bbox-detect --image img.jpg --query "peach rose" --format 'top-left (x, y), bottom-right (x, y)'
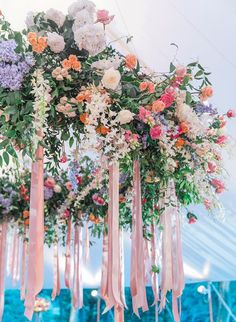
top-left (125, 54), bottom-right (137, 69)
top-left (65, 181), bottom-right (73, 191)
top-left (152, 100), bottom-right (165, 113)
top-left (44, 177), bottom-right (56, 189)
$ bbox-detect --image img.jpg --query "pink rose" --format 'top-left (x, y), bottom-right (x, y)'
top-left (96, 10), bottom-right (114, 25)
top-left (175, 65), bottom-right (187, 78)
top-left (65, 181), bottom-right (73, 191)
top-left (204, 199), bottom-right (211, 210)
top-left (124, 130), bottom-right (132, 142)
top-left (188, 217), bottom-right (197, 224)
top-left (44, 177), bottom-right (56, 189)
top-left (139, 106), bottom-right (151, 122)
top-left (210, 179), bottom-right (225, 193)
top-left (92, 193), bottom-right (105, 206)
top-left (227, 109), bottom-right (236, 118)
top-left (160, 93), bottom-right (175, 108)
top-left (219, 116), bottom-right (226, 128)
top-left (207, 162), bottom-right (217, 173)
top-left (62, 209), bottom-right (70, 219)
top-left (216, 135), bottom-right (227, 145)
top-left (150, 125), bottom-right (162, 140)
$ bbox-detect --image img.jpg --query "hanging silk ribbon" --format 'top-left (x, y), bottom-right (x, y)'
top-left (130, 160), bottom-right (148, 317)
top-left (13, 232), bottom-right (20, 285)
top-left (10, 228), bottom-right (17, 282)
top-left (51, 241), bottom-right (60, 300)
top-left (21, 227), bottom-right (28, 300)
top-left (114, 306), bottom-right (124, 322)
top-left (84, 222), bottom-right (90, 263)
top-left (0, 223), bottom-right (8, 321)
top-left (65, 219), bottom-right (72, 289)
top-left (101, 162), bottom-right (125, 315)
top-left (159, 180), bottom-right (184, 322)
top-left (100, 227), bottom-right (108, 303)
top-left (24, 146), bottom-right (44, 320)
top-left (72, 224), bottom-right (83, 309)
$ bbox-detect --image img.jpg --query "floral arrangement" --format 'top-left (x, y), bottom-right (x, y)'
top-left (0, 1), bottom-right (235, 321)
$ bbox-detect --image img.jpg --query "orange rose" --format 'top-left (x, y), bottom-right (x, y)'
top-left (24, 219), bottom-right (30, 226)
top-left (62, 59), bottom-right (71, 69)
top-left (125, 54), bottom-right (137, 69)
top-left (27, 32), bottom-right (37, 43)
top-left (23, 210), bottom-right (29, 219)
top-left (89, 213), bottom-right (95, 222)
top-left (80, 112), bottom-right (90, 124)
top-left (68, 55), bottom-right (77, 63)
top-left (76, 93), bottom-right (85, 102)
top-left (179, 122), bottom-right (189, 133)
top-left (200, 86), bottom-right (213, 101)
top-left (96, 125), bottom-right (110, 135)
top-left (139, 82), bottom-right (148, 91)
top-left (73, 61), bottom-right (81, 71)
top-left (152, 100), bottom-right (165, 113)
top-left (175, 138), bottom-right (185, 148)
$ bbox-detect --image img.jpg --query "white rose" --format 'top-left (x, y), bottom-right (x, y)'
top-left (47, 32), bottom-right (65, 53)
top-left (54, 185), bottom-right (62, 193)
top-left (25, 11), bottom-right (38, 29)
top-left (45, 8), bottom-right (66, 27)
top-left (74, 24), bottom-right (106, 56)
top-left (72, 9), bottom-right (93, 31)
top-left (101, 68), bottom-right (121, 90)
top-left (68, 0), bottom-right (95, 19)
top-left (116, 110), bottom-right (134, 125)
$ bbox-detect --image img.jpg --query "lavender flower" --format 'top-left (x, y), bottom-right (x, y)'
top-left (195, 102), bottom-right (217, 115)
top-left (0, 40), bottom-right (18, 63)
top-left (44, 187), bottom-right (54, 200)
top-left (141, 133), bottom-right (149, 149)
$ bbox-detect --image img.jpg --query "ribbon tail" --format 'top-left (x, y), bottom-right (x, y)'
top-left (65, 219), bottom-right (72, 289)
top-left (20, 227), bottom-right (28, 301)
top-left (24, 146), bottom-right (44, 320)
top-left (52, 242), bottom-right (60, 300)
top-left (151, 224), bottom-right (159, 306)
top-left (0, 223), bottom-right (8, 321)
top-left (73, 224), bottom-right (83, 309)
top-left (114, 305), bottom-right (124, 322)
top-left (84, 222), bottom-right (89, 263)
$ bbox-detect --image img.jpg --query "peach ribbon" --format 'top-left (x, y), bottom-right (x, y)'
top-left (130, 160), bottom-right (148, 317)
top-left (24, 146), bottom-right (44, 320)
top-left (65, 219), bottom-right (72, 289)
top-left (84, 222), bottom-right (90, 263)
top-left (159, 181), bottom-right (184, 322)
top-left (151, 224), bottom-right (159, 306)
top-left (52, 242), bottom-right (60, 300)
top-left (0, 222), bottom-right (8, 321)
top-left (101, 163), bottom-right (125, 316)
top-left (72, 224), bottom-right (83, 309)
top-left (20, 227), bottom-right (28, 300)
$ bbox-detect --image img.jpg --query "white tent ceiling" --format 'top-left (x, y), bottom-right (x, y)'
top-left (1, 0), bottom-right (236, 286)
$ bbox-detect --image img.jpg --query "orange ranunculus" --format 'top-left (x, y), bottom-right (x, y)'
top-left (139, 82), bottom-right (148, 91)
top-left (62, 59), bottom-right (71, 69)
top-left (38, 37), bottom-right (47, 46)
top-left (179, 122), bottom-right (189, 133)
top-left (68, 55), bottom-right (77, 63)
top-left (152, 100), bottom-right (165, 113)
top-left (175, 138), bottom-right (185, 148)
top-left (79, 112), bottom-right (90, 124)
top-left (89, 213), bottom-right (95, 222)
top-left (76, 93), bottom-right (85, 102)
top-left (24, 219), bottom-right (30, 226)
top-left (125, 54), bottom-right (137, 69)
top-left (96, 125), bottom-right (110, 135)
top-left (23, 210), bottom-right (29, 219)
top-left (73, 61), bottom-right (81, 71)
top-left (27, 32), bottom-right (37, 43)
top-left (119, 195), bottom-right (126, 203)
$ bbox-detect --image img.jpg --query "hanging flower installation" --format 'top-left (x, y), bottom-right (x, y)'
top-left (0, 0), bottom-right (235, 321)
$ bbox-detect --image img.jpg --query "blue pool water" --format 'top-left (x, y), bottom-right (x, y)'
top-left (2, 282), bottom-right (236, 321)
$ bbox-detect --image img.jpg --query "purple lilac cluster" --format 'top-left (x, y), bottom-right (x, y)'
top-left (0, 186), bottom-right (16, 215)
top-left (0, 40), bottom-right (35, 91)
top-left (194, 102), bottom-right (217, 116)
top-left (44, 187), bottom-right (54, 200)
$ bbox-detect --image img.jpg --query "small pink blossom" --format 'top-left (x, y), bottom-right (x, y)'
top-left (92, 193), bottom-right (105, 206)
top-left (150, 125), bottom-right (162, 140)
top-left (65, 181), bottom-right (73, 191)
top-left (44, 177), bottom-right (56, 189)
top-left (227, 109), bottom-right (236, 118)
top-left (219, 116), bottom-right (226, 128)
top-left (60, 154), bottom-right (67, 163)
top-left (216, 135), bottom-right (228, 145)
top-left (139, 106), bottom-right (151, 122)
top-left (207, 162), bottom-right (217, 173)
top-left (204, 199), bottom-right (211, 210)
top-left (210, 178), bottom-right (225, 193)
top-left (63, 209), bottom-right (70, 219)
top-left (175, 65), bottom-right (187, 78)
top-left (188, 217), bottom-right (197, 224)
top-left (96, 10), bottom-right (114, 25)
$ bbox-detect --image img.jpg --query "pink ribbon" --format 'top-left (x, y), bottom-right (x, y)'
top-left (0, 222), bottom-right (8, 321)
top-left (160, 181), bottom-right (184, 322)
top-left (20, 227), bottom-right (28, 300)
top-left (72, 224), bottom-right (83, 309)
top-left (10, 228), bottom-right (17, 281)
top-left (114, 306), bottom-right (124, 322)
top-left (84, 222), bottom-right (89, 263)
top-left (65, 219), bottom-right (72, 289)
top-left (52, 242), bottom-right (60, 300)
top-left (13, 231), bottom-right (20, 285)
top-left (130, 160), bottom-right (148, 317)
top-left (100, 229), bottom-right (108, 303)
top-left (101, 162), bottom-right (125, 315)
top-left (24, 146), bottom-right (44, 320)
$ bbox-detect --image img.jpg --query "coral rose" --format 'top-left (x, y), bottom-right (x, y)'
top-left (125, 54), bottom-right (137, 69)
top-left (152, 100), bottom-right (165, 113)
top-left (44, 177), bottom-right (56, 188)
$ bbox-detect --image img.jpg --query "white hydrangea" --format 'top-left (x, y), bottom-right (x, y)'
top-left (25, 11), bottom-right (38, 29)
top-left (72, 9), bottom-right (94, 31)
top-left (47, 32), bottom-right (65, 53)
top-left (74, 24), bottom-right (106, 56)
top-left (68, 0), bottom-right (95, 19)
top-left (45, 8), bottom-right (66, 27)
top-left (91, 55), bottom-right (122, 70)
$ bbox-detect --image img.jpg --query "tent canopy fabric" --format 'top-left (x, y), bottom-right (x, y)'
top-left (1, 0), bottom-right (236, 286)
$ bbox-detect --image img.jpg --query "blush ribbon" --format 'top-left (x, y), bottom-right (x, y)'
top-left (52, 241), bottom-right (60, 300)
top-left (65, 219), bottom-right (72, 289)
top-left (0, 222), bottom-right (8, 321)
top-left (130, 160), bottom-right (148, 317)
top-left (24, 146), bottom-right (44, 320)
top-left (20, 227), bottom-right (28, 300)
top-left (72, 224), bottom-right (83, 309)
